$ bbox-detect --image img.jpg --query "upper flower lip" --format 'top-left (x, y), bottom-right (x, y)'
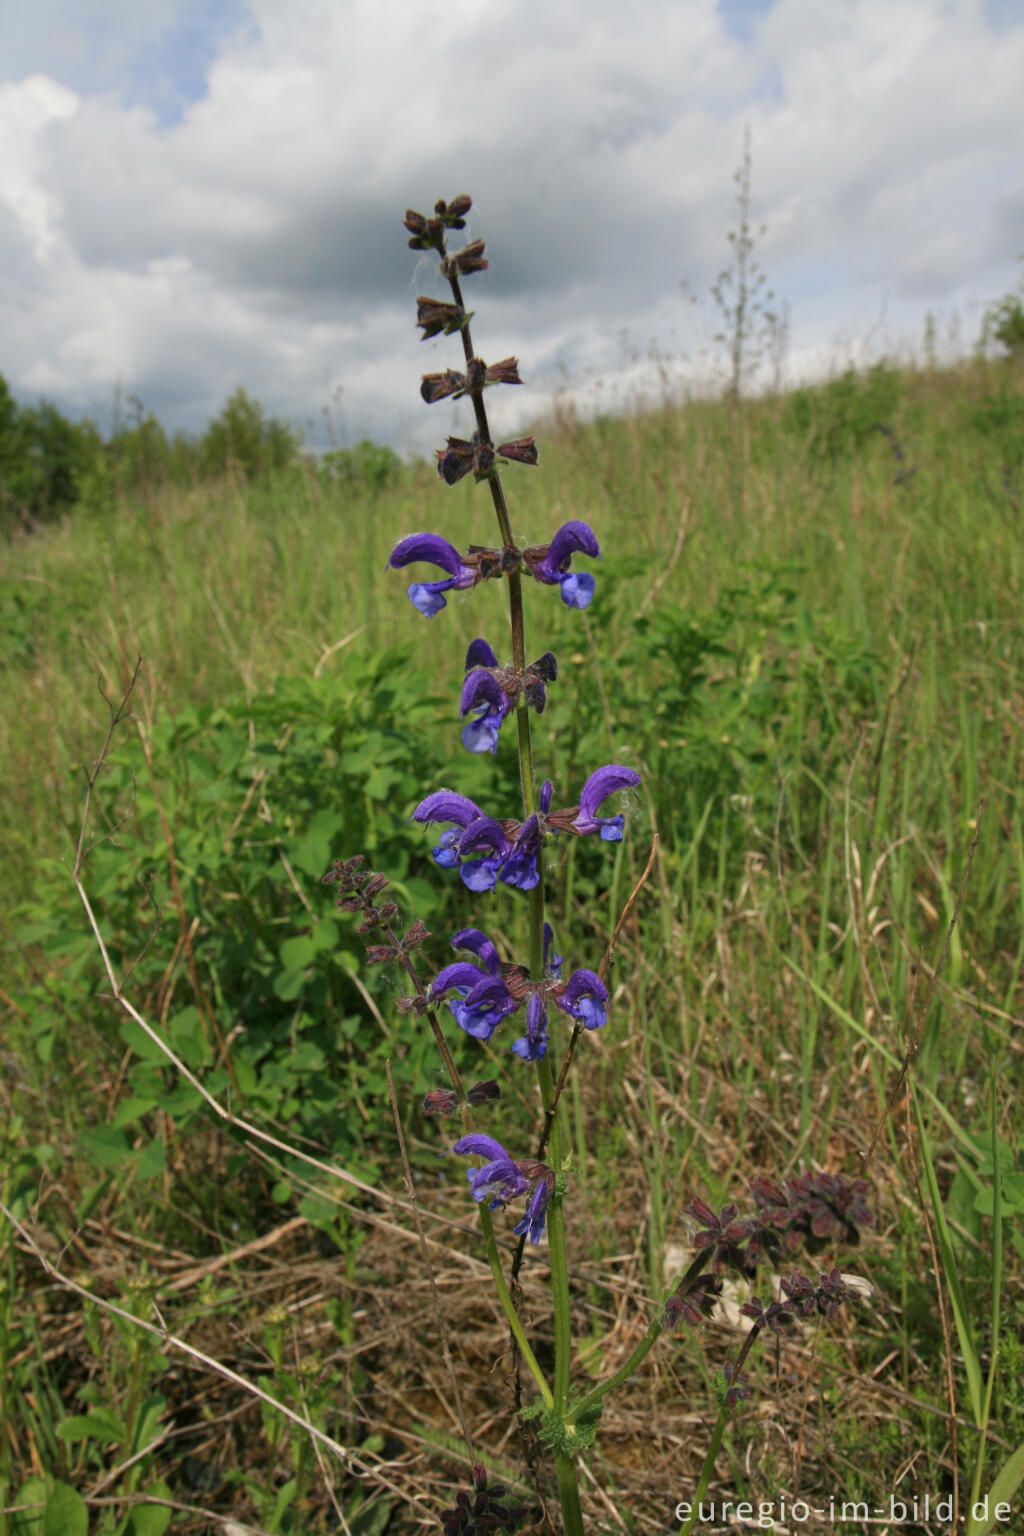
top-left (577, 765), bottom-right (642, 827)
top-left (413, 791), bottom-right (486, 829)
top-left (529, 521), bottom-right (602, 583)
top-left (387, 533), bottom-right (476, 585)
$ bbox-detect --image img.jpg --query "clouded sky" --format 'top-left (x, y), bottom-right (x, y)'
top-left (1, 0), bottom-right (1021, 454)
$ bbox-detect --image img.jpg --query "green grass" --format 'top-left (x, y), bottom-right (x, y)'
top-left (2, 355), bottom-right (1023, 1533)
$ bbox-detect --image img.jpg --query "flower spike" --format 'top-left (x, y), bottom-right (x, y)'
top-left (451, 1134), bottom-right (554, 1245)
top-left (429, 926), bottom-right (609, 1059)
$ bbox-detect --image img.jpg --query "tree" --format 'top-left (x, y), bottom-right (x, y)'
top-left (0, 374), bottom-right (104, 529)
top-left (710, 127), bottom-right (778, 400)
top-left (198, 388), bottom-right (300, 481)
top-left (981, 259), bottom-right (1024, 358)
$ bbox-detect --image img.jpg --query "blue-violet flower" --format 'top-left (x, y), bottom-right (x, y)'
top-left (430, 926), bottom-right (608, 1061)
top-left (451, 1133), bottom-right (554, 1244)
top-left (460, 639), bottom-right (557, 755)
top-left (412, 765), bottom-right (640, 890)
top-left (387, 521), bottom-right (601, 617)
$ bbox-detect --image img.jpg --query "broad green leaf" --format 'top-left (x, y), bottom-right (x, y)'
top-left (118, 1019), bottom-right (168, 1063)
top-left (113, 1097), bottom-right (159, 1129)
top-left (272, 966), bottom-right (306, 1001)
top-left (56, 1412), bottom-right (122, 1445)
top-left (279, 933), bottom-right (317, 970)
top-left (44, 1482), bottom-right (88, 1536)
top-left (134, 1136), bottom-right (166, 1181)
top-left (81, 1125), bottom-right (132, 1169)
top-left (128, 1493), bottom-right (173, 1536)
top-left (12, 1477), bottom-right (47, 1536)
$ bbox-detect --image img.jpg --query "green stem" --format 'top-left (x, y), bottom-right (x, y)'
top-left (478, 1202), bottom-right (552, 1409)
top-left (678, 1400), bottom-right (730, 1536)
top-left (572, 1249), bottom-right (714, 1423)
top-left (571, 1310), bottom-right (666, 1423)
top-left (554, 1448), bottom-right (586, 1536)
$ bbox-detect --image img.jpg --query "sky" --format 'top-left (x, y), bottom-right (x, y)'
top-left (1, 0), bottom-right (1022, 455)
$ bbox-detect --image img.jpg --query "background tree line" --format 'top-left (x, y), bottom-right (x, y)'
top-left (0, 381), bottom-right (312, 533)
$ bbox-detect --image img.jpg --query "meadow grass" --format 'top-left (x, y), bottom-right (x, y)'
top-left (1, 355), bottom-right (1022, 1532)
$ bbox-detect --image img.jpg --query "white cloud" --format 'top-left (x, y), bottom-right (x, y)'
top-left (0, 0), bottom-right (1022, 450)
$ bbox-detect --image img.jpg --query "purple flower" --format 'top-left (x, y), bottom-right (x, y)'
top-left (559, 969), bottom-right (608, 1030)
top-left (387, 533), bottom-right (479, 618)
top-left (412, 766), bottom-right (640, 887)
top-left (430, 928), bottom-right (609, 1059)
top-left (460, 640), bottom-right (558, 755)
top-left (547, 765), bottom-right (643, 842)
top-left (452, 1134), bottom-right (554, 1245)
top-left (421, 357), bottom-right (522, 405)
top-left (523, 521), bottom-right (602, 610)
top-left (431, 928), bottom-right (518, 1040)
top-left (412, 792), bottom-right (513, 891)
top-left (386, 522), bottom-right (598, 615)
top-left (415, 296), bottom-right (469, 340)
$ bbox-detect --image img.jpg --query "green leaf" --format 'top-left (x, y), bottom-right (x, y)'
top-left (75, 1177), bottom-right (112, 1226)
top-left (167, 1007), bottom-right (211, 1069)
top-left (973, 1438), bottom-right (1024, 1535)
top-left (268, 1477), bottom-right (297, 1533)
top-left (134, 1136), bottom-right (166, 1182)
top-left (44, 1482), bottom-right (88, 1536)
top-left (113, 1097), bottom-right (158, 1129)
top-left (279, 934), bottom-right (317, 970)
top-left (56, 1412), bottom-right (122, 1445)
top-left (272, 967), bottom-right (307, 1001)
top-left (119, 1019), bottom-right (167, 1064)
top-left (130, 1394), bottom-right (166, 1457)
top-left (12, 1477), bottom-right (47, 1536)
top-left (128, 1494), bottom-right (172, 1536)
top-left (81, 1125), bottom-right (132, 1169)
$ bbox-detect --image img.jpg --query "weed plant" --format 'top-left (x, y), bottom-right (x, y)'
top-left (0, 202), bottom-right (1022, 1533)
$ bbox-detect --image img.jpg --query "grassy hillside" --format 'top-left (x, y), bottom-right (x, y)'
top-left (2, 357), bottom-right (1022, 1532)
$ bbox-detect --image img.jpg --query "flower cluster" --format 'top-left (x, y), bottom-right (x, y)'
top-left (431, 924), bottom-right (607, 1061)
top-left (422, 1081), bottom-right (500, 1118)
top-left (740, 1268), bottom-right (861, 1334)
top-left (439, 1462), bottom-right (528, 1536)
top-left (435, 434), bottom-right (538, 485)
top-left (403, 196), bottom-right (474, 253)
top-left (460, 639), bottom-right (557, 755)
top-left (421, 356), bottom-right (522, 405)
top-left (321, 854), bottom-right (430, 965)
top-left (387, 520), bottom-right (601, 617)
top-left (687, 1170), bottom-right (874, 1277)
top-left (452, 1134), bottom-right (554, 1245)
top-left (412, 766), bottom-right (642, 892)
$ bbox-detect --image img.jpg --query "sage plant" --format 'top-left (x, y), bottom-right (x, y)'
top-left (324, 196), bottom-right (873, 1535)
